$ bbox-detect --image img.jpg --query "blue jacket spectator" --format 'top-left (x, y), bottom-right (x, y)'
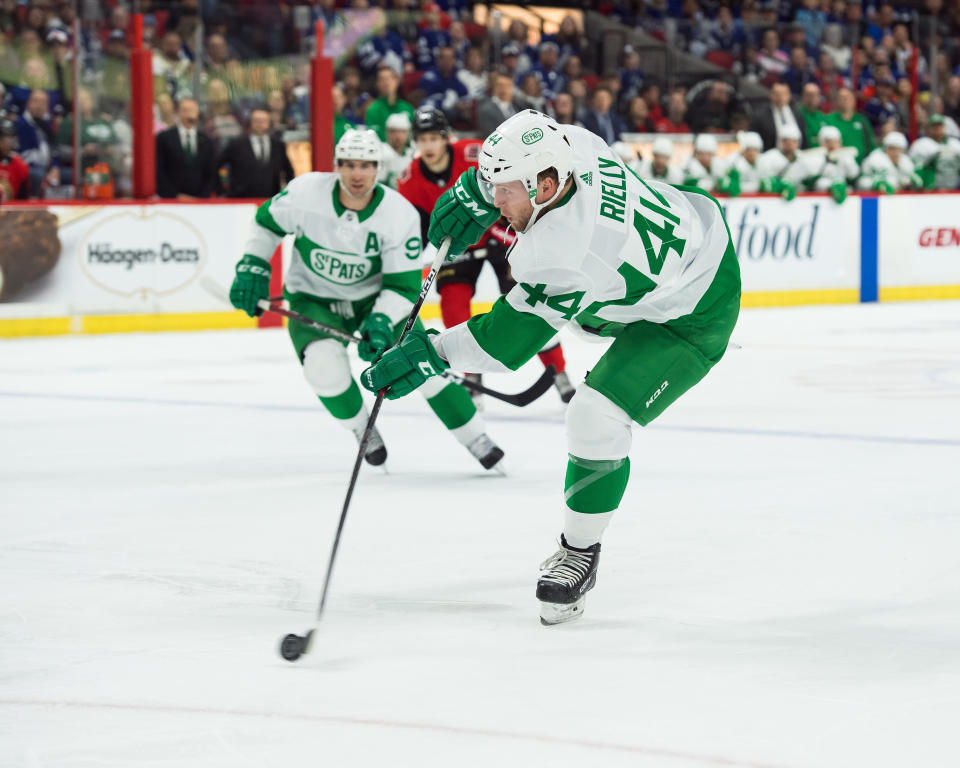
top-left (619, 46), bottom-right (644, 102)
top-left (527, 42), bottom-right (565, 101)
top-left (419, 47), bottom-right (468, 116)
top-left (783, 47), bottom-right (817, 96)
top-left (357, 29), bottom-right (409, 77)
top-left (417, 8), bottom-right (450, 71)
top-left (706, 8), bottom-right (746, 57)
top-left (580, 87), bottom-right (627, 145)
top-left (15, 90), bottom-right (59, 197)
top-left (864, 79), bottom-right (900, 129)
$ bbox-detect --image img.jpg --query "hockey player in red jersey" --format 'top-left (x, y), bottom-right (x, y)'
top-left (397, 107), bottom-right (575, 402)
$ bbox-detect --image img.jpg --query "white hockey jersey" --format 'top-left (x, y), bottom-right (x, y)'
top-left (243, 173), bottom-right (423, 323)
top-left (628, 157), bottom-right (685, 185)
top-left (857, 148), bottom-right (918, 191)
top-left (804, 147), bottom-right (861, 191)
top-left (434, 125), bottom-right (737, 372)
top-left (909, 136), bottom-right (960, 189)
top-left (681, 155), bottom-right (727, 192)
top-left (756, 148), bottom-right (817, 187)
top-left (378, 142), bottom-right (415, 189)
top-left (723, 153), bottom-right (762, 193)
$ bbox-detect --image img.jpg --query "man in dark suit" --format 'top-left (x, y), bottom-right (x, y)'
top-left (476, 72), bottom-right (527, 138)
top-left (580, 86), bottom-right (627, 146)
top-left (216, 108), bottom-right (295, 198)
top-left (752, 83), bottom-right (809, 151)
top-left (156, 98), bottom-right (217, 198)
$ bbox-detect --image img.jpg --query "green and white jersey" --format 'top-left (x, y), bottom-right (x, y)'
top-left (909, 136), bottom-right (960, 190)
top-left (806, 147), bottom-right (861, 191)
top-left (378, 142), bottom-right (414, 190)
top-left (433, 125), bottom-right (735, 373)
top-left (681, 155), bottom-right (727, 192)
top-left (243, 172), bottom-right (423, 324)
top-left (857, 148), bottom-right (918, 191)
top-left (628, 158), bottom-right (685, 185)
top-left (756, 148), bottom-right (818, 188)
top-left (723, 152), bottom-right (762, 193)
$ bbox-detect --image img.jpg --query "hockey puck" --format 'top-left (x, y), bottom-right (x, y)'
top-left (280, 633), bottom-right (306, 661)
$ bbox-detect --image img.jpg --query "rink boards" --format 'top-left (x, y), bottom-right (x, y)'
top-left (1, 193), bottom-right (958, 338)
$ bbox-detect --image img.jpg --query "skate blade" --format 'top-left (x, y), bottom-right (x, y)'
top-left (539, 597), bottom-right (585, 626)
top-left (491, 459), bottom-right (507, 477)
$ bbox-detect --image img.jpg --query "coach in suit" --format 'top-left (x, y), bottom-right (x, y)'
top-left (752, 83), bottom-right (809, 150)
top-left (217, 109), bottom-right (295, 199)
top-left (476, 73), bottom-right (527, 138)
top-left (156, 98), bottom-right (217, 198)
top-left (580, 87), bottom-right (628, 146)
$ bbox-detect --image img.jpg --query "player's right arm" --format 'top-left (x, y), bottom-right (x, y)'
top-left (230, 175), bottom-right (305, 316)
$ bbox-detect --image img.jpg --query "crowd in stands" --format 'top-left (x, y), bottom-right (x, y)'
top-left (3, 0), bottom-right (960, 203)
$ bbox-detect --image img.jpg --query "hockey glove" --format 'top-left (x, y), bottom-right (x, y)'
top-left (358, 312), bottom-right (395, 362)
top-left (829, 180), bottom-right (848, 204)
top-left (360, 329), bottom-right (449, 399)
top-left (718, 167), bottom-right (740, 197)
top-left (230, 254), bottom-right (271, 317)
top-left (428, 168), bottom-right (501, 257)
top-left (872, 180), bottom-right (896, 195)
top-left (907, 171), bottom-right (924, 189)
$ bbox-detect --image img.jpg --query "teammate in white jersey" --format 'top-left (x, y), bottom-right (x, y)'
top-left (631, 136), bottom-right (685, 185)
top-left (361, 111), bottom-right (741, 625)
top-left (229, 129), bottom-right (504, 470)
top-left (756, 124), bottom-right (813, 200)
top-left (808, 125), bottom-right (861, 203)
top-left (858, 131), bottom-right (922, 193)
top-left (378, 112), bottom-right (414, 189)
top-left (682, 134), bottom-right (726, 192)
top-left (718, 130), bottom-right (763, 196)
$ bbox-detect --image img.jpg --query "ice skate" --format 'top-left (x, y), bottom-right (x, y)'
top-left (553, 371), bottom-right (576, 403)
top-left (537, 535), bottom-right (600, 625)
top-left (352, 424), bottom-right (387, 466)
top-left (465, 433), bottom-right (504, 471)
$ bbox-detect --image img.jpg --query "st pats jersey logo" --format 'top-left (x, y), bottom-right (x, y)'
top-left (305, 244), bottom-right (377, 285)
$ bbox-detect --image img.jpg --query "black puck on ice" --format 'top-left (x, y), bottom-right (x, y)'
top-left (280, 632), bottom-right (309, 661)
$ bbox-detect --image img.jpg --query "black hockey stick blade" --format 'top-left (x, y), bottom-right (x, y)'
top-left (446, 365), bottom-right (557, 407)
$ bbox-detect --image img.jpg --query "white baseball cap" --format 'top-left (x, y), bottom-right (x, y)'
top-left (738, 131), bottom-right (763, 151)
top-left (386, 112), bottom-right (412, 131)
top-left (779, 124), bottom-right (802, 142)
top-left (882, 131), bottom-right (907, 149)
top-left (694, 134), bottom-right (718, 153)
top-left (818, 125), bottom-right (841, 143)
top-left (652, 137), bottom-right (674, 157)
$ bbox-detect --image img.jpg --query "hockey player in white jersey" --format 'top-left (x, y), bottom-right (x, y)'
top-left (362, 111), bottom-right (741, 624)
top-left (681, 134), bottom-right (726, 192)
top-left (858, 131), bottom-right (923, 193)
top-left (229, 128), bottom-right (504, 470)
top-left (378, 112), bottom-right (414, 189)
top-left (909, 115), bottom-right (960, 190)
top-left (631, 136), bottom-right (685, 185)
top-left (755, 124), bottom-right (814, 200)
top-left (718, 130), bottom-right (763, 196)
top-left (808, 125), bottom-right (861, 203)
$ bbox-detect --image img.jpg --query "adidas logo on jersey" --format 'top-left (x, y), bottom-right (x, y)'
top-left (580, 172), bottom-right (593, 186)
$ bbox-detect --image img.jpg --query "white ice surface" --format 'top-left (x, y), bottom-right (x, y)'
top-left (2, 302), bottom-right (960, 768)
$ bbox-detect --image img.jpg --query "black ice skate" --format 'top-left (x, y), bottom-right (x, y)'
top-left (465, 433), bottom-right (504, 471)
top-left (553, 371), bottom-right (576, 403)
top-left (536, 535), bottom-right (600, 625)
top-left (352, 424), bottom-right (387, 466)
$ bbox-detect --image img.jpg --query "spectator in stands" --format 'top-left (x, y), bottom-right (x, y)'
top-left (279, 75), bottom-right (309, 130)
top-left (550, 91), bottom-right (580, 126)
top-left (56, 87), bottom-right (118, 188)
top-left (756, 28), bottom-right (789, 83)
top-left (828, 87), bottom-right (875, 162)
top-left (703, 7), bottom-right (746, 58)
top-left (517, 72), bottom-right (546, 112)
top-left (155, 97), bottom-right (216, 199)
top-left (783, 47), bottom-right (816, 96)
top-left (504, 19), bottom-right (535, 73)
top-left (0, 116), bottom-right (29, 202)
top-left (204, 79), bottom-right (243, 152)
top-left (580, 86), bottom-right (626, 145)
top-left (688, 80), bottom-right (741, 133)
top-left (655, 89), bottom-right (690, 133)
top-left (338, 65), bottom-right (370, 125)
top-left (625, 95), bottom-right (655, 132)
top-left (366, 65), bottom-right (416, 141)
top-left (448, 21), bottom-right (469, 67)
top-left (815, 50), bottom-right (845, 112)
top-left (865, 78), bottom-right (900, 130)
top-left (944, 76), bottom-right (960, 125)
top-left (618, 46), bottom-right (644, 105)
top-left (217, 108), bottom-right (294, 199)
top-left (458, 47), bottom-right (488, 100)
top-left (15, 89), bottom-right (57, 197)
top-left (332, 85), bottom-right (353, 144)
top-left (783, 24), bottom-right (819, 60)
top-left (821, 23), bottom-right (852, 72)
top-left (419, 46), bottom-right (470, 124)
top-left (562, 54), bottom-right (584, 86)
top-left (795, 0), bottom-right (828, 50)
top-left (379, 112), bottom-right (413, 189)
top-left (477, 71), bottom-right (524, 137)
top-left (416, 4), bottom-right (450, 71)
top-left (543, 14), bottom-right (584, 68)
top-left (205, 34), bottom-right (232, 77)
top-left (753, 83), bottom-right (808, 150)
top-left (499, 43), bottom-right (522, 81)
top-left (799, 83), bottom-right (828, 146)
top-left (640, 82), bottom-right (663, 124)
top-left (529, 41), bottom-right (565, 101)
top-left (356, 23), bottom-right (409, 78)
top-left (153, 31), bottom-right (191, 100)
top-left (566, 77), bottom-right (589, 116)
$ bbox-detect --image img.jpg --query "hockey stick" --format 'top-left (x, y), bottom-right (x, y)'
top-left (200, 277), bottom-right (558, 407)
top-left (279, 236), bottom-right (453, 662)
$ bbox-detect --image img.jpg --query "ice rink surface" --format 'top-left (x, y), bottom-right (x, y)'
top-left (2, 302), bottom-right (960, 768)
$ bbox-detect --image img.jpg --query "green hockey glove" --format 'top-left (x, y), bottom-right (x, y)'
top-left (872, 180), bottom-right (896, 195)
top-left (428, 168), bottom-right (501, 257)
top-left (829, 180), bottom-right (848, 204)
top-left (907, 172), bottom-right (924, 189)
top-left (718, 167), bottom-right (740, 197)
top-left (230, 254), bottom-right (271, 317)
top-left (360, 329), bottom-right (449, 399)
top-left (779, 180), bottom-right (797, 201)
top-left (358, 312), bottom-right (395, 362)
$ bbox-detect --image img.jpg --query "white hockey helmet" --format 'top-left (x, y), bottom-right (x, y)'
top-left (478, 110), bottom-right (574, 228)
top-left (882, 131), bottom-right (907, 149)
top-left (818, 124), bottom-right (841, 144)
top-left (737, 131), bottom-right (763, 151)
top-left (694, 134), bottom-right (718, 154)
top-left (778, 124), bottom-right (802, 143)
top-left (385, 112), bottom-right (411, 131)
top-left (335, 128), bottom-right (381, 169)
top-left (652, 136), bottom-right (674, 158)
top-left (611, 140), bottom-right (636, 163)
